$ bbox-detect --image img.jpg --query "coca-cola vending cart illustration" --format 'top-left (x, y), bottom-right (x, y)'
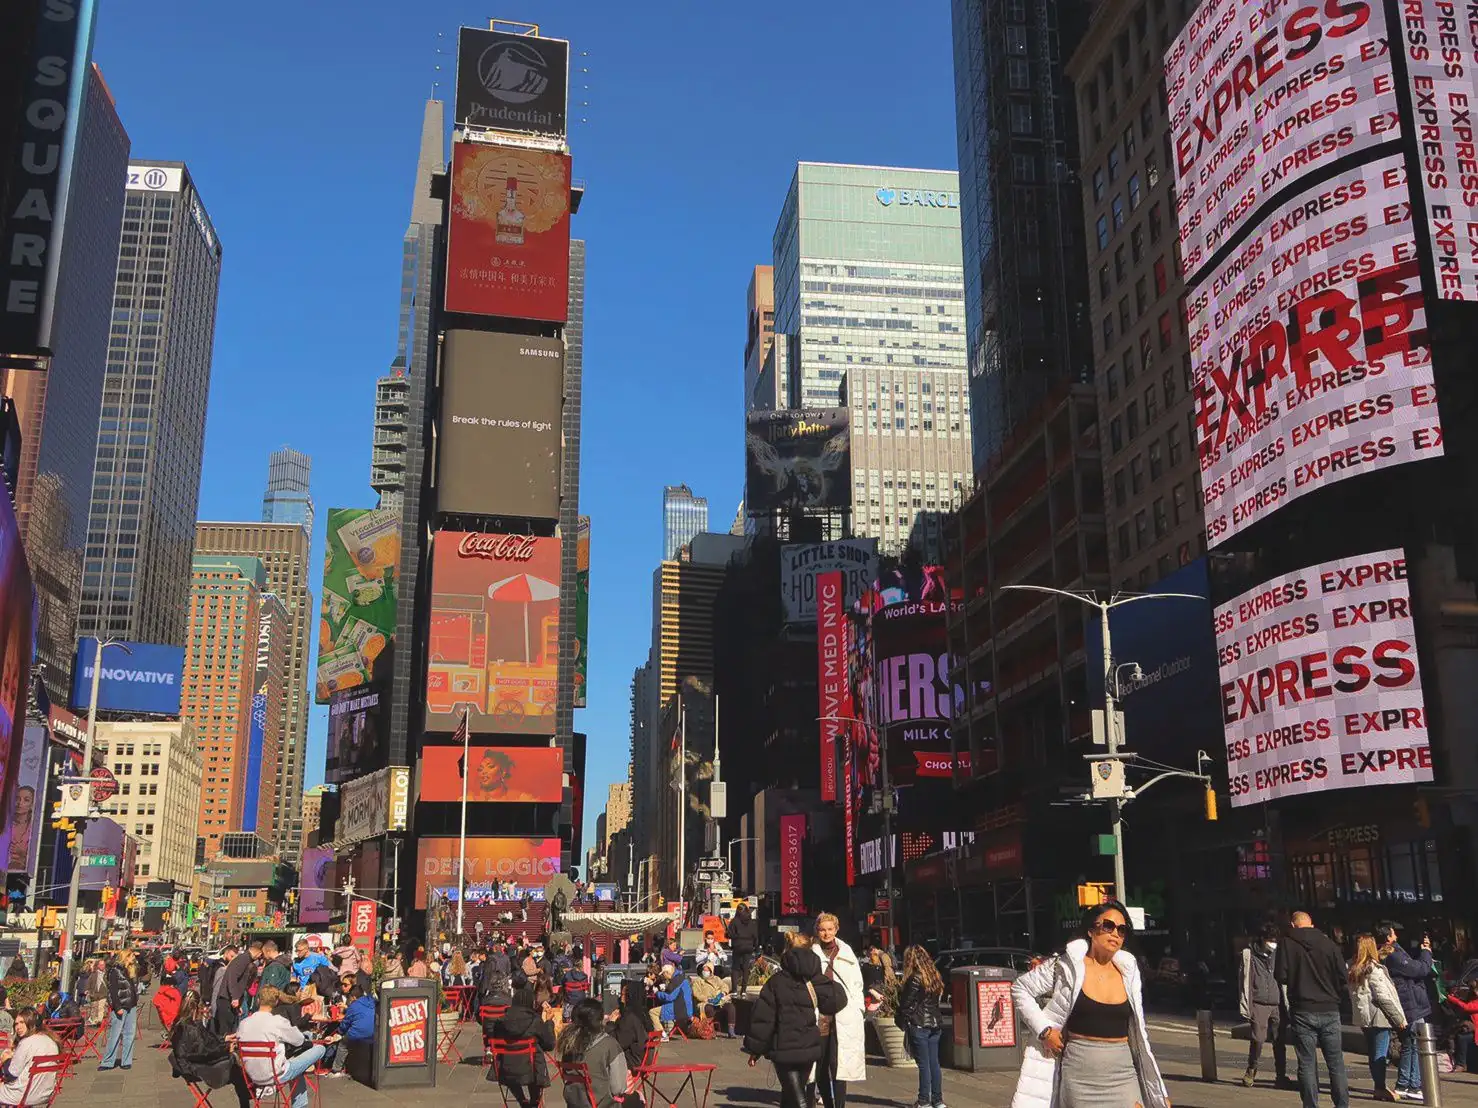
top-left (427, 532), bottom-right (561, 734)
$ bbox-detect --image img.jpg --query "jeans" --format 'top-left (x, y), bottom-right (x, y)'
top-left (816, 1033), bottom-right (846, 1108)
top-left (1291, 1010), bottom-right (1349, 1108)
top-left (1365, 1028), bottom-right (1391, 1091)
top-left (1397, 1022), bottom-right (1423, 1092)
top-left (277, 1044), bottom-right (325, 1108)
top-left (101, 1006), bottom-right (138, 1069)
top-left (909, 1025), bottom-right (943, 1105)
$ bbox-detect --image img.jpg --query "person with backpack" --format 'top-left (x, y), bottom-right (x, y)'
top-left (743, 937), bottom-right (847, 1108)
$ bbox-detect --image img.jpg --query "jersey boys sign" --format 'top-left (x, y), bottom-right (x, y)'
top-left (1188, 155), bottom-right (1441, 546)
top-left (1216, 548), bottom-right (1432, 807)
top-left (1166, 0), bottom-right (1399, 279)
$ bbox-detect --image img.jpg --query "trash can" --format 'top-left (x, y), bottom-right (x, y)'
top-left (371, 977), bottom-right (438, 1090)
top-left (948, 966), bottom-right (1025, 1072)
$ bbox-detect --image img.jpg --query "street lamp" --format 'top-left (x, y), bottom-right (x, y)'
top-left (60, 637), bottom-right (131, 996)
top-left (999, 585), bottom-right (1203, 904)
top-left (726, 837), bottom-right (758, 888)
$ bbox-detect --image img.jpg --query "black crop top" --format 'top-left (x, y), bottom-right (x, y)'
top-left (1063, 991), bottom-right (1131, 1039)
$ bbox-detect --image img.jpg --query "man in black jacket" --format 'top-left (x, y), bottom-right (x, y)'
top-left (1275, 911), bottom-right (1349, 1108)
top-left (214, 941), bottom-right (260, 1035)
top-left (729, 905), bottom-right (759, 998)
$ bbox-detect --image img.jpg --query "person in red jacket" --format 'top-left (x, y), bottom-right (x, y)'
top-left (1448, 967), bottom-right (1478, 1074)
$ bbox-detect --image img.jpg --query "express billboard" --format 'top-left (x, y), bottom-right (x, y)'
top-left (419, 745), bottom-right (564, 803)
top-left (454, 28), bottom-right (569, 138)
top-left (782, 540), bottom-right (877, 625)
top-left (1164, 0), bottom-right (1399, 279)
top-left (70, 640), bottom-right (181, 715)
top-left (325, 685), bottom-right (388, 786)
top-left (426, 532), bottom-right (561, 735)
top-left (414, 836), bottom-right (561, 908)
top-left (437, 330), bottom-right (563, 519)
top-left (316, 507), bottom-right (398, 703)
top-left (1216, 548), bottom-right (1432, 807)
top-left (446, 143), bottom-right (572, 323)
top-left (1188, 154), bottom-right (1440, 547)
top-left (745, 409), bottom-right (850, 512)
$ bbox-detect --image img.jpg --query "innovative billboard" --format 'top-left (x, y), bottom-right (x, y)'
top-left (438, 330), bottom-right (563, 519)
top-left (419, 745), bottom-right (564, 803)
top-left (414, 836), bottom-right (562, 908)
top-left (1216, 548), bottom-right (1432, 807)
top-left (454, 27), bottom-right (569, 137)
top-left (298, 845), bottom-right (335, 925)
top-left (783, 539), bottom-right (878, 625)
top-left (1189, 154), bottom-right (1440, 548)
top-left (426, 532), bottom-right (561, 735)
top-left (70, 640), bottom-right (181, 715)
top-left (446, 142), bottom-right (572, 323)
top-left (316, 507), bottom-right (399, 703)
top-left (1165, 0), bottom-right (1399, 279)
top-left (874, 599), bottom-right (979, 785)
top-left (574, 516), bottom-right (589, 709)
top-left (325, 685), bottom-right (389, 786)
top-left (5, 724), bottom-right (45, 874)
top-left (746, 409), bottom-right (850, 512)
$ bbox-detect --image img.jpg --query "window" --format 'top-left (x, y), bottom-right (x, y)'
top-left (1162, 367), bottom-right (1177, 406)
top-left (1009, 58), bottom-right (1031, 90)
top-left (1099, 265), bottom-right (1111, 300)
top-left (1145, 148), bottom-right (1160, 189)
top-left (1154, 257), bottom-right (1168, 296)
top-left (1119, 297), bottom-right (1131, 333)
top-left (1135, 277), bottom-right (1148, 316)
top-left (1123, 124), bottom-right (1137, 159)
top-left (1159, 311), bottom-right (1173, 351)
top-left (1102, 314), bottom-right (1114, 348)
top-left (1141, 98), bottom-right (1154, 138)
top-left (1130, 455), bottom-right (1145, 494)
top-left (1007, 25), bottom-right (1028, 53)
top-left (1113, 469), bottom-right (1127, 507)
top-left (1131, 224), bottom-right (1145, 263)
top-left (1173, 482), bottom-right (1189, 524)
top-left (1010, 102), bottom-right (1035, 134)
top-left (1118, 524), bottom-right (1132, 561)
top-left (1110, 417), bottom-right (1124, 453)
top-left (1149, 203), bottom-right (1162, 243)
top-left (1144, 383), bottom-right (1158, 421)
top-left (1112, 195), bottom-right (1126, 230)
top-left (1122, 348), bottom-right (1135, 385)
top-left (1135, 510), bottom-right (1149, 549)
top-left (1107, 364), bottom-right (1119, 400)
top-left (1093, 167), bottom-right (1106, 202)
top-left (1168, 424), bottom-right (1183, 466)
top-left (1140, 330), bottom-right (1154, 372)
top-left (1149, 440), bottom-right (1164, 480)
top-left (1114, 245), bottom-right (1127, 281)
top-left (1014, 153), bottom-right (1036, 181)
top-left (1129, 173), bottom-right (1142, 210)
top-left (1109, 145), bottom-right (1121, 181)
top-left (1096, 216), bottom-right (1109, 251)
top-left (1127, 400), bottom-right (1140, 438)
top-left (1153, 498), bottom-right (1168, 538)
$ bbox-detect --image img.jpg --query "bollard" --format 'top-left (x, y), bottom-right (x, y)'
top-left (1197, 1009), bottom-right (1218, 1083)
top-left (1417, 1022), bottom-right (1443, 1108)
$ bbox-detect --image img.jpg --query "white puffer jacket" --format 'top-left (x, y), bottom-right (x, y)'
top-left (1009, 940), bottom-right (1168, 1108)
top-left (1353, 962), bottom-right (1407, 1030)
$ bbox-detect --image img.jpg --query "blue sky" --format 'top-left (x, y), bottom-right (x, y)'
top-left (92, 0), bottom-right (962, 859)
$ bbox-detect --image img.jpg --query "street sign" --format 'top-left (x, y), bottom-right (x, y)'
top-left (81, 854), bottom-right (117, 867)
top-left (696, 858), bottom-right (726, 872)
top-left (89, 766), bottom-right (119, 802)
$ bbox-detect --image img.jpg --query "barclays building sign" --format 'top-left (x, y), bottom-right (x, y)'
top-left (876, 187), bottom-right (959, 209)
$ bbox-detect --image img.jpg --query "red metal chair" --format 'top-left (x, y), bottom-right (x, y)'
top-left (443, 984), bottom-right (474, 1022)
top-left (435, 1003), bottom-right (463, 1066)
top-left (42, 1018), bottom-right (84, 1077)
top-left (78, 1015), bottom-right (108, 1065)
top-left (478, 1006), bottom-right (509, 1074)
top-left (183, 1079), bottom-right (219, 1108)
top-left (628, 1029), bottom-right (663, 1095)
top-left (234, 1040), bottom-right (321, 1108)
top-left (558, 1061), bottom-right (598, 1108)
top-left (486, 1040), bottom-right (543, 1108)
top-left (13, 1053), bottom-right (67, 1108)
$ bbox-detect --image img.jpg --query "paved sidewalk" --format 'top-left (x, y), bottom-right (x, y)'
top-left (51, 1012), bottom-right (1478, 1107)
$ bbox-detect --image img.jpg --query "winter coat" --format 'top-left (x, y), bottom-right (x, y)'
top-left (1353, 963), bottom-right (1407, 1030)
top-left (613, 1007), bottom-right (651, 1070)
top-left (690, 974), bottom-right (731, 1009)
top-left (84, 967), bottom-right (108, 1004)
top-left (1239, 944), bottom-right (1288, 1019)
top-left (728, 913), bottom-right (759, 956)
top-left (655, 975), bottom-right (693, 1024)
top-left (815, 939), bottom-right (866, 1083)
top-left (258, 954), bottom-right (294, 995)
top-left (563, 1031), bottom-right (628, 1108)
top-left (743, 947), bottom-right (846, 1067)
top-left (897, 976), bottom-right (942, 1031)
top-left (490, 1004), bottom-right (556, 1088)
top-left (339, 996), bottom-right (376, 1042)
top-left (1276, 927), bottom-right (1349, 1014)
top-left (330, 946), bottom-right (361, 978)
top-left (1009, 939), bottom-right (1168, 1108)
top-left (222, 951), bottom-right (257, 1004)
top-left (152, 984), bottom-right (183, 1031)
top-left (1383, 946), bottom-right (1435, 1023)
top-left (170, 1019), bottom-right (235, 1088)
top-left (106, 963), bottom-right (139, 1012)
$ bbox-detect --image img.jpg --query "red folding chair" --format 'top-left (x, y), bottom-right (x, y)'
top-left (183, 1079), bottom-right (218, 1108)
top-left (478, 1006), bottom-right (509, 1074)
top-left (235, 1040), bottom-right (321, 1108)
top-left (487, 1040), bottom-right (542, 1108)
top-left (444, 985), bottom-right (474, 1022)
top-left (435, 1004), bottom-right (463, 1066)
top-left (42, 1018), bottom-right (84, 1077)
top-left (628, 1030), bottom-right (663, 1096)
top-left (78, 1016), bottom-right (108, 1065)
top-left (558, 1061), bottom-right (597, 1108)
top-left (13, 1053), bottom-right (67, 1108)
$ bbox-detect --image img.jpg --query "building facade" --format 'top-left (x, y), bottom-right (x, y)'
top-left (770, 162), bottom-right (973, 555)
top-left (744, 265), bottom-right (775, 410)
top-left (194, 522), bottom-right (312, 862)
top-left (604, 781), bottom-right (632, 848)
top-left (261, 447), bottom-right (314, 538)
top-left (93, 719), bottom-right (202, 887)
top-left (78, 160), bottom-right (222, 648)
top-left (370, 370), bottom-right (409, 511)
top-left (300, 784), bottom-right (329, 855)
top-left (662, 485), bottom-right (708, 560)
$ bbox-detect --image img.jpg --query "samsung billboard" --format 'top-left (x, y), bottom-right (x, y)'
top-left (70, 640), bottom-right (184, 715)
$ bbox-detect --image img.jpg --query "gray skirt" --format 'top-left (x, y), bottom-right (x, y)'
top-left (1059, 1038), bottom-right (1145, 1108)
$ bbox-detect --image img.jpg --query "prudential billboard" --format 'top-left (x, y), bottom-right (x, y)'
top-left (70, 640), bottom-right (184, 715)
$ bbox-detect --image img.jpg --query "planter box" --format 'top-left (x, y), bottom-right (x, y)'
top-left (866, 1016), bottom-right (917, 1069)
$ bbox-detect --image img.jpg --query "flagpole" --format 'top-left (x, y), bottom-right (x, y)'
top-left (456, 708), bottom-right (470, 936)
top-left (677, 699), bottom-right (686, 922)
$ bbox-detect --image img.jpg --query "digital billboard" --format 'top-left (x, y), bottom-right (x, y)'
top-left (241, 692), bottom-right (266, 834)
top-left (317, 507), bottom-right (398, 703)
top-left (1216, 548), bottom-right (1432, 807)
top-left (325, 685), bottom-right (388, 786)
top-left (574, 516), bottom-right (589, 709)
top-left (446, 143), bottom-right (572, 323)
top-left (1165, 0), bottom-right (1399, 279)
top-left (298, 845), bottom-right (335, 925)
top-left (1188, 154), bottom-right (1440, 547)
top-left (426, 532), bottom-right (561, 735)
top-left (438, 330), bottom-right (563, 520)
top-left (415, 836), bottom-right (562, 907)
top-left (70, 640), bottom-right (181, 715)
top-left (745, 409), bottom-right (850, 512)
top-left (5, 724), bottom-right (45, 874)
top-left (782, 539), bottom-right (878, 625)
top-left (874, 599), bottom-right (980, 785)
top-left (817, 571), bottom-right (849, 803)
top-left (454, 28), bottom-right (569, 138)
top-left (419, 745), bottom-right (564, 803)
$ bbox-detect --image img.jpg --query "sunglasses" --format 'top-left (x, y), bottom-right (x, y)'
top-left (1094, 920), bottom-right (1130, 936)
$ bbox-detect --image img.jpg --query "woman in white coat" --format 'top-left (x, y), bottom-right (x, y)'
top-left (1010, 901), bottom-right (1169, 1108)
top-left (813, 913), bottom-right (866, 1108)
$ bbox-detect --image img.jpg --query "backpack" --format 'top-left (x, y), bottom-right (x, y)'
top-left (312, 964), bottom-right (339, 999)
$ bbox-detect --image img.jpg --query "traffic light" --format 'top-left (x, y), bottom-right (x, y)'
top-left (1077, 882), bottom-right (1112, 907)
top-left (1415, 796), bottom-right (1431, 829)
top-left (1205, 785), bottom-right (1219, 822)
top-left (54, 816), bottom-right (77, 850)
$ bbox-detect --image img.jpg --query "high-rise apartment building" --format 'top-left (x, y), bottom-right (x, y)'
top-left (5, 64), bottom-right (129, 703)
top-left (951, 0), bottom-right (1093, 472)
top-left (744, 266), bottom-right (775, 410)
top-left (370, 369), bottom-right (409, 511)
top-left (194, 522), bottom-right (311, 862)
top-left (261, 447), bottom-right (314, 539)
top-left (605, 781), bottom-right (632, 848)
top-left (301, 784), bottom-right (329, 855)
top-left (93, 719), bottom-right (202, 886)
top-left (183, 555), bottom-right (263, 856)
top-left (78, 160), bottom-right (222, 647)
top-left (770, 163), bottom-right (973, 555)
top-left (1065, 0), bottom-right (1199, 589)
top-left (662, 485), bottom-right (708, 560)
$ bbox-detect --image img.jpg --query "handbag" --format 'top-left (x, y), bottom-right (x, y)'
top-left (806, 982), bottom-right (833, 1036)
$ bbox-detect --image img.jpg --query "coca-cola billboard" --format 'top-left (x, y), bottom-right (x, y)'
top-left (426, 531), bottom-right (561, 735)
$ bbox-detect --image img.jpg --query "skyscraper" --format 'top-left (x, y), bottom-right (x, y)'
top-left (194, 522), bottom-right (311, 861)
top-left (261, 447), bottom-right (314, 538)
top-left (770, 162), bottom-right (973, 554)
top-left (663, 484), bottom-right (708, 560)
top-left (78, 160), bottom-right (222, 647)
top-left (5, 64), bottom-right (129, 703)
top-left (744, 265), bottom-right (775, 410)
top-left (370, 369), bottom-right (408, 511)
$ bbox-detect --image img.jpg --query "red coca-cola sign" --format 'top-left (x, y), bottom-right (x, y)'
top-left (457, 532), bottom-right (537, 561)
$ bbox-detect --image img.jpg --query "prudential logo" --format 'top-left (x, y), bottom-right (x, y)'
top-left (877, 186), bottom-right (960, 209)
top-left (479, 41), bottom-right (552, 104)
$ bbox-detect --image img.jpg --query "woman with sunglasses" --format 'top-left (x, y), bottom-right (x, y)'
top-left (1009, 900), bottom-right (1168, 1108)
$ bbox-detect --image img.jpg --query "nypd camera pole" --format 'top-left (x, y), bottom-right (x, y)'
top-left (59, 637), bottom-right (131, 996)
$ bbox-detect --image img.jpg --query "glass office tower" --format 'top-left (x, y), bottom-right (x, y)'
top-left (663, 484), bottom-right (708, 559)
top-left (261, 446), bottom-right (314, 538)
